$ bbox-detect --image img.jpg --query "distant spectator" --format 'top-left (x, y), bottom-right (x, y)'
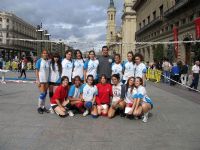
top-left (189, 61), bottom-right (200, 91)
top-left (180, 62), bottom-right (188, 85)
top-left (162, 58), bottom-right (171, 83)
top-left (170, 63), bottom-right (180, 86)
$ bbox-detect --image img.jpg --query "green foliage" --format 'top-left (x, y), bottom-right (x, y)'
top-left (153, 44), bottom-right (164, 61)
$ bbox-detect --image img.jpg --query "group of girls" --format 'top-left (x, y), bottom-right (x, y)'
top-left (35, 48), bottom-right (153, 123)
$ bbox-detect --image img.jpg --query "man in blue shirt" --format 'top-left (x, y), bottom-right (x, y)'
top-left (170, 63), bottom-right (180, 86)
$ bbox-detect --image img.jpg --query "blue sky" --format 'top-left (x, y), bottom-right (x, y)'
top-left (0, 0), bottom-right (123, 50)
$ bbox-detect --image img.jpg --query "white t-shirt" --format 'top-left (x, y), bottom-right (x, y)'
top-left (81, 84), bottom-right (98, 102)
top-left (72, 59), bottom-right (84, 79)
top-left (36, 58), bottom-right (50, 83)
top-left (133, 63), bottom-right (147, 78)
top-left (112, 63), bottom-right (123, 80)
top-left (112, 83), bottom-right (123, 102)
top-left (123, 61), bottom-right (134, 81)
top-left (192, 65), bottom-right (200, 74)
top-left (125, 87), bottom-right (137, 104)
top-left (84, 59), bottom-right (99, 80)
top-left (62, 58), bottom-right (73, 82)
top-left (136, 85), bottom-right (153, 105)
top-left (50, 63), bottom-right (61, 83)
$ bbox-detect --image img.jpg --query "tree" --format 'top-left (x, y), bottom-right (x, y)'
top-left (153, 44), bottom-right (164, 61)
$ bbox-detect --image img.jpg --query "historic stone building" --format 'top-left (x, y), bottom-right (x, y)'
top-left (106, 0), bottom-right (137, 60)
top-left (0, 12), bottom-right (51, 60)
top-left (134, 0), bottom-right (200, 64)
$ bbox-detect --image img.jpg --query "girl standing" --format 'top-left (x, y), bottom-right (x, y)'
top-left (123, 51), bottom-right (134, 84)
top-left (49, 53), bottom-right (62, 98)
top-left (111, 54), bottom-right (123, 82)
top-left (108, 74), bottom-right (126, 118)
top-left (62, 50), bottom-right (73, 85)
top-left (80, 75), bottom-right (98, 117)
top-left (84, 50), bottom-right (99, 83)
top-left (35, 50), bottom-right (50, 114)
top-left (96, 75), bottom-right (112, 116)
top-left (72, 50), bottom-right (84, 81)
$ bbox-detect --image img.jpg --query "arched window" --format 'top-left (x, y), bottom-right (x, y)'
top-left (111, 14), bottom-right (113, 20)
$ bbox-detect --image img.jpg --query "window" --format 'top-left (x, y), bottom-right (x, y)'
top-left (6, 33), bottom-right (9, 37)
top-left (153, 11), bottom-right (156, 20)
top-left (0, 24), bottom-right (2, 29)
top-left (111, 14), bottom-right (113, 20)
top-left (170, 24), bottom-right (173, 30)
top-left (181, 18), bottom-right (186, 25)
top-left (110, 31), bottom-right (113, 35)
top-left (6, 25), bottom-right (9, 30)
top-left (159, 5), bottom-right (163, 16)
top-left (0, 18), bottom-right (2, 22)
top-left (143, 19), bottom-right (146, 26)
top-left (165, 26), bottom-right (169, 31)
top-left (189, 14), bottom-right (194, 22)
top-left (7, 18), bottom-right (9, 23)
top-left (175, 21), bottom-right (179, 27)
top-left (139, 23), bottom-right (141, 29)
top-left (0, 32), bottom-right (2, 37)
top-left (147, 16), bottom-right (150, 24)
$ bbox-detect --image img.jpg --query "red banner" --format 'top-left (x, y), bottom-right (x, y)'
top-left (173, 26), bottom-right (178, 58)
top-left (194, 17), bottom-right (200, 39)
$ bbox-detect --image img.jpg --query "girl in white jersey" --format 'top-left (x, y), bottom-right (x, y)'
top-left (132, 77), bottom-right (153, 123)
top-left (49, 53), bottom-right (62, 98)
top-left (36, 50), bottom-right (50, 114)
top-left (124, 77), bottom-right (137, 118)
top-left (84, 50), bottom-right (99, 83)
top-left (72, 50), bottom-right (84, 81)
top-left (123, 51), bottom-right (134, 84)
top-left (62, 50), bottom-right (73, 85)
top-left (111, 54), bottom-right (123, 83)
top-left (80, 75), bottom-right (98, 117)
top-left (108, 74), bottom-right (126, 118)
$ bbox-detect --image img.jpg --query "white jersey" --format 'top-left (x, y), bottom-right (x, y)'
top-left (136, 85), bottom-right (153, 105)
top-left (192, 65), bottom-right (200, 74)
top-left (81, 84), bottom-right (98, 102)
top-left (72, 59), bottom-right (84, 79)
top-left (84, 59), bottom-right (99, 80)
top-left (36, 58), bottom-right (50, 83)
top-left (112, 83), bottom-right (123, 102)
top-left (112, 63), bottom-right (123, 80)
top-left (133, 63), bottom-right (147, 78)
top-left (125, 87), bottom-right (137, 104)
top-left (50, 63), bottom-right (61, 83)
top-left (61, 58), bottom-right (73, 82)
top-left (123, 61), bottom-right (134, 81)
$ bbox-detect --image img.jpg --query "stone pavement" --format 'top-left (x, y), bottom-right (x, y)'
top-left (0, 73), bottom-right (200, 150)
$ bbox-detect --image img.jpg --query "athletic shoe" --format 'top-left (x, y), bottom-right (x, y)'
top-left (43, 107), bottom-right (50, 113)
top-left (83, 110), bottom-right (89, 117)
top-left (142, 112), bottom-right (149, 123)
top-left (68, 110), bottom-right (74, 117)
top-left (49, 107), bottom-right (55, 114)
top-left (37, 107), bottom-right (43, 114)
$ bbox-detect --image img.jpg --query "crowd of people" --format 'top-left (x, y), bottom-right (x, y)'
top-left (35, 46), bottom-right (153, 123)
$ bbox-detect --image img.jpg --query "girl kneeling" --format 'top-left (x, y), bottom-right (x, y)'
top-left (132, 77), bottom-right (153, 122)
top-left (108, 74), bottom-right (126, 118)
top-left (50, 76), bottom-right (70, 117)
top-left (80, 75), bottom-right (98, 118)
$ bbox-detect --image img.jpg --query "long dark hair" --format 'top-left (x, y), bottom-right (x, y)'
top-left (51, 52), bottom-right (62, 75)
top-left (88, 50), bottom-right (95, 60)
top-left (127, 51), bottom-right (134, 63)
top-left (65, 50), bottom-right (73, 62)
top-left (135, 77), bottom-right (143, 87)
top-left (75, 49), bottom-right (84, 62)
top-left (126, 77), bottom-right (135, 94)
top-left (86, 75), bottom-right (95, 86)
top-left (99, 74), bottom-right (107, 83)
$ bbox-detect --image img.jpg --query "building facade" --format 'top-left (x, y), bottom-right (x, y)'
top-left (134, 0), bottom-right (200, 64)
top-left (106, 0), bottom-right (137, 60)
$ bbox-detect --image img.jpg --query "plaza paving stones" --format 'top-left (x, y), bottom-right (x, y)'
top-left (0, 74), bottom-right (200, 150)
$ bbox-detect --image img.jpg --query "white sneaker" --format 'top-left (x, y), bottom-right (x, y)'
top-left (142, 112), bottom-right (149, 123)
top-left (68, 110), bottom-right (74, 117)
top-left (49, 107), bottom-right (55, 114)
top-left (83, 110), bottom-right (89, 117)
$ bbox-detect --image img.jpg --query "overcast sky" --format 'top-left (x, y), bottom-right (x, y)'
top-left (0, 0), bottom-right (123, 50)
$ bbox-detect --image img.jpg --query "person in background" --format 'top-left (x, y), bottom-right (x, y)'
top-left (189, 60), bottom-right (200, 91)
top-left (96, 75), bottom-right (112, 116)
top-left (180, 62), bottom-right (188, 85)
top-left (35, 50), bottom-right (50, 114)
top-left (98, 46), bottom-right (113, 83)
top-left (162, 58), bottom-right (171, 83)
top-left (19, 57), bottom-right (27, 79)
top-left (170, 62), bottom-right (180, 86)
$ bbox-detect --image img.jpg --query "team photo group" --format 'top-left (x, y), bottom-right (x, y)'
top-left (35, 46), bottom-right (153, 123)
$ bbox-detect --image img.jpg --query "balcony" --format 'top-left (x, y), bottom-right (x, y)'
top-left (136, 16), bottom-right (163, 36)
top-left (164, 0), bottom-right (191, 17)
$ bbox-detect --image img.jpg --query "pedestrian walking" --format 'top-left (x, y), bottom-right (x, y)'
top-left (189, 60), bottom-right (200, 91)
